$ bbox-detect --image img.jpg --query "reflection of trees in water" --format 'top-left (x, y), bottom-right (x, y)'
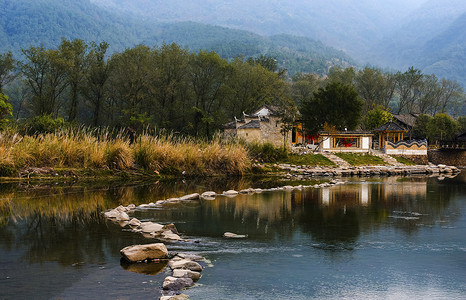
top-left (0, 177), bottom-right (462, 264)
top-left (3, 209), bottom-right (149, 266)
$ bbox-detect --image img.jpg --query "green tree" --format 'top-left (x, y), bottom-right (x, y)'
top-left (364, 106), bottom-right (392, 130)
top-left (107, 45), bottom-right (156, 129)
top-left (355, 67), bottom-right (396, 112)
top-left (0, 93), bottom-right (13, 128)
top-left (59, 39), bottom-right (90, 122)
top-left (0, 51), bottom-right (17, 94)
top-left (188, 50), bottom-right (231, 137)
top-left (327, 66), bottom-right (355, 85)
top-left (151, 43), bottom-right (190, 131)
top-left (82, 41), bottom-right (110, 126)
top-left (394, 67), bottom-right (423, 114)
top-left (427, 113), bottom-right (460, 142)
top-left (458, 116), bottom-right (466, 133)
top-left (300, 81), bottom-right (363, 134)
top-left (412, 114), bottom-right (432, 139)
top-left (19, 46), bottom-right (69, 116)
top-left (291, 73), bottom-right (323, 107)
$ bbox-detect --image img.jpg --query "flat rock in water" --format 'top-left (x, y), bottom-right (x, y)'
top-left (179, 193), bottom-right (200, 201)
top-left (160, 294), bottom-right (189, 300)
top-left (201, 191), bottom-right (216, 199)
top-left (120, 243), bottom-right (168, 262)
top-left (128, 218), bottom-right (141, 227)
top-left (223, 232), bottom-right (247, 239)
top-left (140, 222), bottom-right (164, 233)
top-left (103, 210), bottom-right (119, 218)
top-left (173, 269), bottom-right (202, 281)
top-left (162, 223), bottom-right (179, 234)
top-left (162, 276), bottom-right (194, 290)
top-left (176, 253), bottom-right (204, 261)
top-left (116, 211), bottom-right (130, 221)
top-left (169, 259), bottom-right (203, 271)
top-left (223, 190), bottom-right (238, 195)
top-left (161, 231), bottom-right (182, 241)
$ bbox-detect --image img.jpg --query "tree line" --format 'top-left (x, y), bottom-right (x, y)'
top-left (0, 39), bottom-right (465, 141)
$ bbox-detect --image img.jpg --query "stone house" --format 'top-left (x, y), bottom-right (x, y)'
top-left (223, 105), bottom-right (291, 148)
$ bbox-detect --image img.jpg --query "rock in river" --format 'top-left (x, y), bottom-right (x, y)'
top-left (173, 269), bottom-right (202, 281)
top-left (162, 276), bottom-right (194, 290)
top-left (223, 232), bottom-right (248, 239)
top-left (120, 243), bottom-right (168, 262)
top-left (169, 259), bottom-right (203, 272)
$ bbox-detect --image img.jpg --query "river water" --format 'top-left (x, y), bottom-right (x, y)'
top-left (0, 173), bottom-right (465, 300)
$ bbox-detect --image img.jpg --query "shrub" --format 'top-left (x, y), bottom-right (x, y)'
top-left (247, 142), bottom-right (288, 162)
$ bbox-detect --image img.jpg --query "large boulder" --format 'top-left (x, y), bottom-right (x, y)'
top-left (169, 259), bottom-right (203, 271)
top-left (162, 276), bottom-right (194, 290)
top-left (120, 243), bottom-right (168, 262)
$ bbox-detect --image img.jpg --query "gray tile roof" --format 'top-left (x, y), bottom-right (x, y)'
top-left (237, 119), bottom-right (261, 129)
top-left (373, 121), bottom-right (408, 132)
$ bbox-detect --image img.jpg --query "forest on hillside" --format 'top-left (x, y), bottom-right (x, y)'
top-left (0, 40), bottom-right (464, 142)
top-left (0, 0), bottom-right (355, 78)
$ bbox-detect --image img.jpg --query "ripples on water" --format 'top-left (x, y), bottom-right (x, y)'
top-left (0, 174), bottom-right (465, 299)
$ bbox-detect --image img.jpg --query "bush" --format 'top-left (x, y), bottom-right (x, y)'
top-left (19, 115), bottom-right (66, 135)
top-left (247, 142), bottom-right (288, 162)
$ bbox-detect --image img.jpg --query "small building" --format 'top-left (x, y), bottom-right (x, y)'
top-left (223, 105), bottom-right (291, 148)
top-left (392, 113), bottom-right (419, 139)
top-left (318, 130), bottom-right (373, 153)
top-left (373, 121), bottom-right (408, 150)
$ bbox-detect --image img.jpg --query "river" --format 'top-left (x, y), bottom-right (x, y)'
top-left (0, 173), bottom-right (465, 299)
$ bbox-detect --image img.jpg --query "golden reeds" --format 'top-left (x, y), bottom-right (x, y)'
top-left (0, 128), bottom-right (250, 176)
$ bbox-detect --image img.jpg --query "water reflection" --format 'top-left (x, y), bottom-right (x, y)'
top-left (0, 174), bottom-right (464, 299)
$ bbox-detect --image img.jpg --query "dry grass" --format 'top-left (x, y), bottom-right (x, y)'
top-left (0, 128), bottom-right (250, 177)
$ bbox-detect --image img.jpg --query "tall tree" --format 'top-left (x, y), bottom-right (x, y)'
top-left (188, 50), bottom-right (231, 137)
top-left (59, 39), bottom-right (90, 122)
top-left (0, 51), bottom-right (17, 94)
top-left (108, 45), bottom-right (156, 129)
top-left (19, 46), bottom-right (69, 116)
top-left (300, 81), bottom-right (363, 134)
top-left (394, 67), bottom-right (423, 114)
top-left (82, 42), bottom-right (110, 126)
top-left (355, 67), bottom-right (396, 112)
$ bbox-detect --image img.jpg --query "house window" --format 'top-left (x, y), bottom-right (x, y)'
top-left (335, 137), bottom-right (358, 148)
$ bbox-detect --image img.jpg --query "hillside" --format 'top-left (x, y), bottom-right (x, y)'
top-left (89, 0), bottom-right (466, 87)
top-left (0, 0), bottom-right (355, 76)
top-left (90, 0), bottom-right (427, 61)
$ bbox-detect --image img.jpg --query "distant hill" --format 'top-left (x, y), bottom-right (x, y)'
top-left (0, 0), bottom-right (355, 76)
top-left (89, 0), bottom-right (466, 87)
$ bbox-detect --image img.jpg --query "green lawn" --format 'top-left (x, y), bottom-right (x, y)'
top-left (391, 156), bottom-right (416, 166)
top-left (279, 153), bottom-right (336, 166)
top-left (334, 153), bottom-right (387, 166)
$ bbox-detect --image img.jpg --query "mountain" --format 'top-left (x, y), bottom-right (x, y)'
top-left (90, 0), bottom-right (427, 61)
top-left (0, 0), bottom-right (355, 76)
top-left (89, 0), bottom-right (466, 86)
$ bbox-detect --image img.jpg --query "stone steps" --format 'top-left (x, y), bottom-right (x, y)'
top-left (320, 152), bottom-right (352, 168)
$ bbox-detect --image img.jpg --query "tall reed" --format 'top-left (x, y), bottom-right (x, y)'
top-left (0, 128), bottom-right (250, 176)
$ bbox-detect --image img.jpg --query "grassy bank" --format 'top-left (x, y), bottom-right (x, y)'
top-left (0, 129), bottom-right (250, 177)
top-left (334, 153), bottom-right (387, 166)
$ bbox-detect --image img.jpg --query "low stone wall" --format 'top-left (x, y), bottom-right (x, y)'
top-left (428, 149), bottom-right (466, 167)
